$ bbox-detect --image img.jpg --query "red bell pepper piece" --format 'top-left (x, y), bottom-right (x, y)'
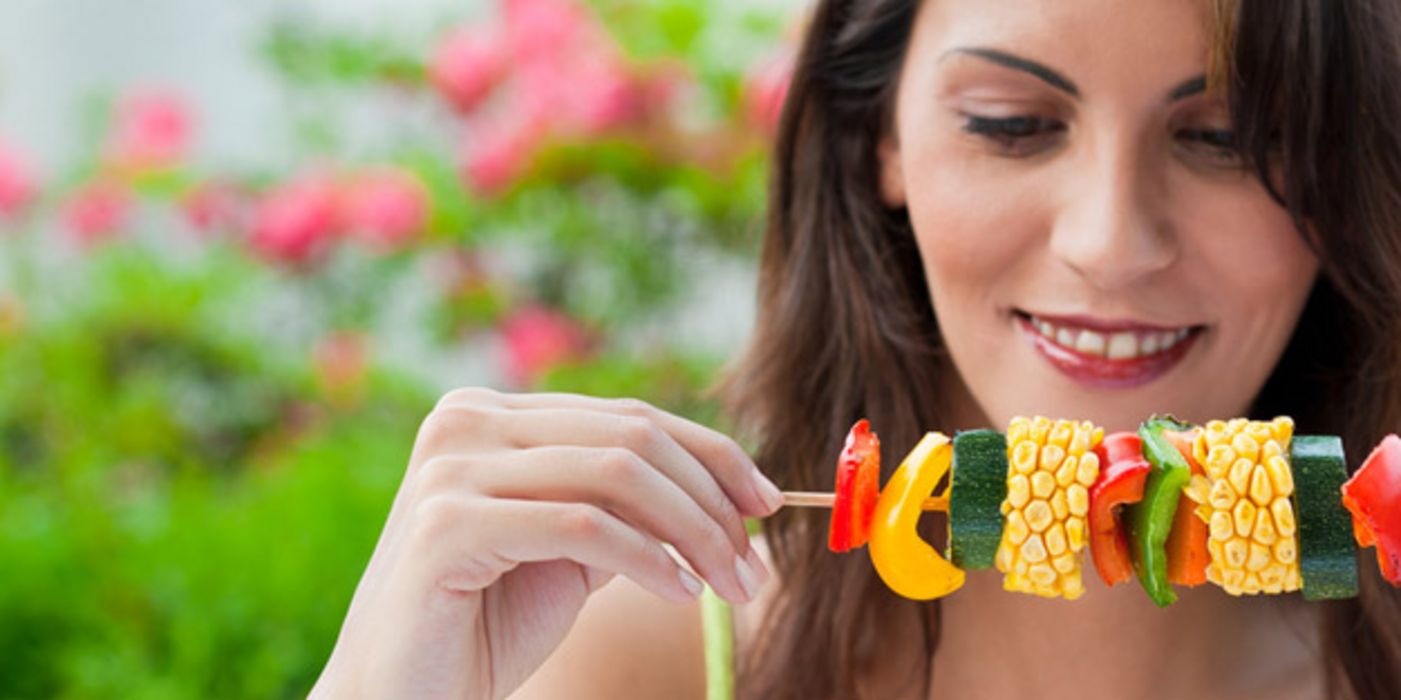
top-left (828, 419), bottom-right (881, 553)
top-left (1088, 432), bottom-right (1152, 586)
top-left (1087, 434), bottom-right (1154, 588)
top-left (1163, 429), bottom-right (1210, 586)
top-left (1341, 434), bottom-right (1401, 586)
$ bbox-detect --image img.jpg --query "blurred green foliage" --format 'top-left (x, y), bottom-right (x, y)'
top-left (0, 0), bottom-right (791, 695)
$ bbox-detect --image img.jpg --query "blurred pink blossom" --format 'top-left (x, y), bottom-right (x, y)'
top-left (499, 304), bottom-right (591, 386)
top-left (248, 174), bottom-right (342, 266)
top-left (62, 180), bottom-right (131, 246)
top-left (744, 51), bottom-right (795, 133)
top-left (341, 166), bottom-right (429, 252)
top-left (428, 27), bottom-right (510, 115)
top-left (103, 91), bottom-right (193, 175)
top-left (462, 116), bottom-right (545, 196)
top-left (502, 0), bottom-right (594, 64)
top-left (0, 140), bottom-right (36, 219)
top-left (517, 55), bottom-right (642, 137)
top-left (181, 180), bottom-right (247, 234)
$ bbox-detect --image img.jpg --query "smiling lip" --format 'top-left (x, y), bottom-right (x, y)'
top-left (1015, 311), bottom-right (1202, 389)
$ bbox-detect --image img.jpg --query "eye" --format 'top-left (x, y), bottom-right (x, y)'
top-left (961, 114), bottom-right (1066, 156)
top-left (1176, 128), bottom-right (1243, 166)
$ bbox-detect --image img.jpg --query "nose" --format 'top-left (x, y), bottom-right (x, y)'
top-left (1048, 132), bottom-right (1178, 290)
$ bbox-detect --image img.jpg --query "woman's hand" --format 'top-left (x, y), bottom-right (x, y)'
top-left (309, 387), bottom-right (781, 699)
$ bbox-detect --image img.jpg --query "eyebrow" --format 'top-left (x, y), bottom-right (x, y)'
top-left (944, 46), bottom-right (1211, 104)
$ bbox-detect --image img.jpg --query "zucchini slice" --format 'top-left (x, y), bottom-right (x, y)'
top-left (1291, 435), bottom-right (1359, 600)
top-left (948, 429), bottom-right (1008, 569)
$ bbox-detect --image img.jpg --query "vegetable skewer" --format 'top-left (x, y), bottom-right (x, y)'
top-left (774, 415), bottom-right (1400, 605)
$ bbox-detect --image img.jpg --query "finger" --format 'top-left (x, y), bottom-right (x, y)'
top-left (479, 406), bottom-right (755, 557)
top-left (416, 496), bottom-right (708, 604)
top-left (425, 448), bottom-right (758, 604)
top-left (441, 389), bottom-right (782, 518)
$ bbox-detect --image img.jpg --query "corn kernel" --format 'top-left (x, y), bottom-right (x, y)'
top-left (1271, 498), bottom-right (1296, 537)
top-left (1210, 511), bottom-right (1234, 542)
top-left (1208, 478), bottom-right (1238, 510)
top-left (1193, 432), bottom-right (1210, 469)
top-left (1228, 457), bottom-right (1253, 495)
top-left (1008, 474), bottom-right (1031, 508)
top-left (1030, 416), bottom-right (1051, 442)
top-left (1205, 419), bottom-right (1228, 434)
top-left (1242, 573), bottom-right (1262, 595)
top-left (1066, 518), bottom-right (1086, 552)
top-left (1050, 490), bottom-right (1069, 521)
top-left (1090, 425), bottom-right (1104, 447)
top-left (1025, 500), bottom-right (1053, 532)
top-left (1225, 538), bottom-right (1249, 568)
top-left (1068, 427), bottom-right (1090, 456)
top-left (1233, 500), bottom-right (1258, 538)
top-left (1252, 507), bottom-right (1277, 546)
top-left (1055, 456), bottom-right (1078, 487)
top-left (1031, 472), bottom-right (1056, 499)
top-left (1045, 523), bottom-right (1068, 556)
top-left (1006, 510), bottom-right (1030, 545)
top-left (1021, 534), bottom-right (1048, 563)
top-left (1012, 441), bottom-right (1038, 474)
top-left (1184, 474), bottom-right (1212, 504)
top-left (1245, 422), bottom-right (1272, 444)
top-left (1248, 464), bottom-right (1274, 506)
top-left (1007, 418), bottom-right (1030, 445)
top-left (1076, 451), bottom-right (1099, 486)
top-left (1028, 563), bottom-right (1057, 587)
top-left (1048, 420), bottom-right (1072, 448)
top-left (1274, 537), bottom-right (1297, 565)
top-left (1266, 455), bottom-right (1293, 496)
top-left (1232, 433), bottom-right (1260, 462)
top-left (1270, 416), bottom-right (1294, 445)
top-left (1040, 444), bottom-right (1066, 472)
top-left (1067, 484), bottom-right (1089, 517)
top-left (1247, 542), bottom-right (1271, 572)
top-left (1063, 571), bottom-right (1085, 600)
top-left (1262, 439), bottom-right (1283, 461)
top-left (1206, 444), bottom-right (1236, 477)
top-left (1052, 552), bottom-right (1077, 575)
top-left (996, 543), bottom-right (1014, 572)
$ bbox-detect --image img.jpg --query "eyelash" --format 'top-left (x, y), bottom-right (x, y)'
top-left (960, 115), bottom-right (1243, 165)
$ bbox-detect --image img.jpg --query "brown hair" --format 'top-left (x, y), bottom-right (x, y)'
top-left (719, 0), bottom-right (1401, 698)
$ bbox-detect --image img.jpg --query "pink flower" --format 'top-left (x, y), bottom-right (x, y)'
top-left (429, 27), bottom-right (510, 115)
top-left (499, 304), bottom-right (591, 386)
top-left (517, 54), bottom-right (642, 137)
top-left (744, 52), bottom-right (795, 133)
top-left (181, 179), bottom-right (247, 234)
top-left (0, 140), bottom-right (37, 219)
top-left (502, 0), bottom-right (593, 65)
top-left (248, 174), bottom-right (342, 266)
top-left (103, 91), bottom-right (193, 175)
top-left (62, 180), bottom-right (131, 246)
top-left (341, 166), bottom-right (429, 253)
top-left (461, 116), bottom-right (544, 196)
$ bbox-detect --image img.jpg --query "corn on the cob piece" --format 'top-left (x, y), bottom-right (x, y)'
top-left (1182, 417), bottom-right (1301, 596)
top-left (996, 416), bottom-right (1103, 599)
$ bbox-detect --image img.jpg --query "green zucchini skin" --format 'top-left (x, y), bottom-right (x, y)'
top-left (949, 429), bottom-right (1008, 570)
top-left (1291, 435), bottom-right (1359, 601)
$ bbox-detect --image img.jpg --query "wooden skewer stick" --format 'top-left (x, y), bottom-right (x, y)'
top-left (781, 491), bottom-right (949, 512)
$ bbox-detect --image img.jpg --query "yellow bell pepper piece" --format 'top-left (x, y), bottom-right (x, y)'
top-left (869, 432), bottom-right (966, 600)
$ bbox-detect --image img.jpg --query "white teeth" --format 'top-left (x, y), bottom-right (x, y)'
top-left (1141, 333), bottom-right (1160, 354)
top-left (1106, 332), bottom-right (1137, 360)
top-left (1027, 314), bottom-right (1193, 359)
top-left (1075, 330), bottom-right (1106, 355)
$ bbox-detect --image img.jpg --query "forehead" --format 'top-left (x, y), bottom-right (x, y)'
top-left (909, 0), bottom-right (1212, 98)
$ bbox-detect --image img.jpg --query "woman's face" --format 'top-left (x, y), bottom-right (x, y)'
top-left (878, 0), bottom-right (1319, 432)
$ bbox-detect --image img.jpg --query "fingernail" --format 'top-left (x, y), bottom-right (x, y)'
top-left (752, 469), bottom-right (783, 513)
top-left (677, 567), bottom-right (704, 599)
top-left (734, 553), bottom-right (760, 602)
top-left (744, 547), bottom-right (770, 587)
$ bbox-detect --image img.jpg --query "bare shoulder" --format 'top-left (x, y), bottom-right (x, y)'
top-left (509, 537), bottom-right (780, 700)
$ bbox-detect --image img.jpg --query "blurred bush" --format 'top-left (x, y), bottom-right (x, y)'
top-left (0, 0), bottom-right (796, 695)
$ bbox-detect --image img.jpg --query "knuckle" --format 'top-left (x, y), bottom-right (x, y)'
top-left (417, 403), bottom-right (492, 452)
top-left (411, 495), bottom-right (473, 547)
top-left (596, 447), bottom-right (644, 485)
top-left (559, 504), bottom-right (607, 539)
top-left (434, 386), bottom-right (500, 411)
top-left (615, 416), bottom-right (663, 453)
top-left (610, 397), bottom-right (655, 418)
top-left (415, 454), bottom-right (474, 493)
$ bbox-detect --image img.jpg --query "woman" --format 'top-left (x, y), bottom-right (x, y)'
top-left (311, 0), bottom-right (1401, 697)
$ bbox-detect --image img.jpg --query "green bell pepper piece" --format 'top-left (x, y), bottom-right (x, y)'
top-left (1127, 416), bottom-right (1193, 607)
